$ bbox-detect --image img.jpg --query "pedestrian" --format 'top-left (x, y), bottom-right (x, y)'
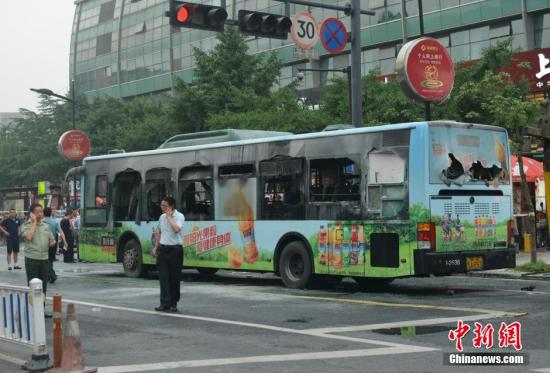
top-left (152, 196), bottom-right (185, 313)
top-left (60, 208), bottom-right (76, 263)
top-left (43, 207), bottom-right (67, 283)
top-left (21, 203), bottom-right (55, 318)
top-left (0, 208), bottom-right (22, 271)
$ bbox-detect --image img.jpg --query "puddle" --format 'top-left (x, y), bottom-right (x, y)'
top-left (371, 325), bottom-right (451, 337)
top-left (285, 319), bottom-right (309, 323)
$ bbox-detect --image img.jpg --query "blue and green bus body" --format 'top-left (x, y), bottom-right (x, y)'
top-left (78, 122), bottom-right (515, 287)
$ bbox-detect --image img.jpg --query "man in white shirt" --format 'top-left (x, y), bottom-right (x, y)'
top-left (152, 196), bottom-right (185, 312)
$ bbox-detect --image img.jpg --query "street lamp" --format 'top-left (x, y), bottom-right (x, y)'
top-left (30, 81), bottom-right (75, 130)
top-left (297, 67), bottom-right (353, 122)
top-left (30, 81), bottom-right (77, 207)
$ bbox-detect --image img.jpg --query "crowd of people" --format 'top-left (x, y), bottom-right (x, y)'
top-left (0, 207), bottom-right (80, 275)
top-left (0, 205), bottom-right (81, 317)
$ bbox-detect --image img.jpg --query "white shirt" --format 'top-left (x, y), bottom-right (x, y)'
top-left (158, 210), bottom-right (185, 246)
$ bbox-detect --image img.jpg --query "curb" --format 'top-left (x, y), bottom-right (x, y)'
top-left (467, 270), bottom-right (550, 281)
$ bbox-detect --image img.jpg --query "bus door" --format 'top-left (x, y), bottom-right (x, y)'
top-left (363, 150), bottom-right (413, 277)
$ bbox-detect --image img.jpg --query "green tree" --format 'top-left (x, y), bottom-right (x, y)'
top-left (167, 27), bottom-right (282, 133)
top-left (321, 70), bottom-right (426, 125)
top-left (207, 85), bottom-right (332, 133)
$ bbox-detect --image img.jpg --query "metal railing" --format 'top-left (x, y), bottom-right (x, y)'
top-left (0, 279), bottom-right (51, 371)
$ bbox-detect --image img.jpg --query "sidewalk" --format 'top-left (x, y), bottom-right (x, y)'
top-left (468, 249), bottom-right (550, 281)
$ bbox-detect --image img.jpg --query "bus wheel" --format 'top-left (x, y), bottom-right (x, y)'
top-left (353, 277), bottom-right (393, 291)
top-left (122, 239), bottom-right (145, 278)
top-left (197, 268), bottom-right (218, 276)
top-left (279, 241), bottom-right (312, 289)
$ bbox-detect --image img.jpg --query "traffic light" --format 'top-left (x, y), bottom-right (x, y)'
top-left (167, 1), bottom-right (228, 32)
top-left (238, 10), bottom-right (292, 39)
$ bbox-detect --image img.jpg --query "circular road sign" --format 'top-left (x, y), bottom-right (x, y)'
top-left (320, 18), bottom-right (348, 55)
top-left (291, 11), bottom-right (319, 50)
top-left (396, 37), bottom-right (455, 102)
top-left (58, 130), bottom-right (91, 161)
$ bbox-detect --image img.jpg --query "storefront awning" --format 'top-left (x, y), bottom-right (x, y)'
top-left (511, 155), bottom-right (544, 183)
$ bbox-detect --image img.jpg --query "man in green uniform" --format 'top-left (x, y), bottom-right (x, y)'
top-left (21, 203), bottom-right (55, 318)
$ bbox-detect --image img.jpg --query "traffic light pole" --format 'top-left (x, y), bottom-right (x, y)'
top-left (274, 0), bottom-right (374, 127)
top-left (350, 0), bottom-right (362, 127)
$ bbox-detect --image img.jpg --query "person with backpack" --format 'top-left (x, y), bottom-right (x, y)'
top-left (43, 207), bottom-right (66, 283)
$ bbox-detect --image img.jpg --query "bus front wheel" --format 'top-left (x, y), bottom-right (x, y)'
top-left (279, 241), bottom-right (313, 289)
top-left (122, 239), bottom-right (146, 278)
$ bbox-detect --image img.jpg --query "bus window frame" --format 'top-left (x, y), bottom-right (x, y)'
top-left (82, 173), bottom-right (109, 227)
top-left (179, 166), bottom-right (214, 221)
top-left (215, 163), bottom-right (257, 221)
top-left (366, 150), bottom-right (409, 220)
top-left (308, 157), bottom-right (361, 203)
top-left (113, 169), bottom-right (142, 222)
top-left (95, 174), bottom-right (109, 208)
top-left (259, 157), bottom-right (305, 220)
top-left (144, 167), bottom-right (173, 222)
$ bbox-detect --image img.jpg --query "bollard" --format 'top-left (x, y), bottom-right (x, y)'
top-left (523, 233), bottom-right (532, 253)
top-left (53, 294), bottom-right (63, 368)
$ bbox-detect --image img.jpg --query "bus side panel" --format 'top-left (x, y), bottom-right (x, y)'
top-left (82, 219), bottom-right (416, 278)
top-left (80, 227), bottom-right (117, 263)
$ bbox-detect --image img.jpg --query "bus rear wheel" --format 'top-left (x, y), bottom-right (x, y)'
top-left (197, 268), bottom-right (218, 276)
top-left (279, 241), bottom-right (313, 289)
top-left (122, 239), bottom-right (146, 278)
top-left (353, 277), bottom-right (393, 291)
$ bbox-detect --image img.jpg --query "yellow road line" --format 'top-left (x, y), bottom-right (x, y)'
top-left (294, 295), bottom-right (527, 317)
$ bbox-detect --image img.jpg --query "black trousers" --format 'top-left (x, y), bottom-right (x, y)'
top-left (157, 245), bottom-right (183, 307)
top-left (48, 236), bottom-right (58, 282)
top-left (63, 240), bottom-right (74, 263)
top-left (25, 257), bottom-right (49, 295)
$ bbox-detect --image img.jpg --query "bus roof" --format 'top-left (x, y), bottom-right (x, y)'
top-left (83, 121), bottom-right (506, 163)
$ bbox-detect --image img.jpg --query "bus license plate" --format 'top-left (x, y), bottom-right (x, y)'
top-left (466, 256), bottom-right (484, 270)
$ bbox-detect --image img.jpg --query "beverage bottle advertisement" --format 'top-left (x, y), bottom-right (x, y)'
top-left (317, 223), bottom-right (367, 276)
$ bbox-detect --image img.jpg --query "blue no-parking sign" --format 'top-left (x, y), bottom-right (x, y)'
top-left (320, 18), bottom-right (348, 54)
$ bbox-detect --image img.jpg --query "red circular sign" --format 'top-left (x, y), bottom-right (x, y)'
top-left (58, 130), bottom-right (91, 161)
top-left (396, 37), bottom-right (454, 102)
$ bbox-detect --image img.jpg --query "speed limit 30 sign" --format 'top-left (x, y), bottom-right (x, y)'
top-left (291, 11), bottom-right (319, 50)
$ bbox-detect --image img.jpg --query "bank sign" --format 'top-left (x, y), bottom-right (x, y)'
top-left (506, 48), bottom-right (550, 92)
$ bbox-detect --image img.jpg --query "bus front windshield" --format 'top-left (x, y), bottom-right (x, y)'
top-left (429, 126), bottom-right (510, 186)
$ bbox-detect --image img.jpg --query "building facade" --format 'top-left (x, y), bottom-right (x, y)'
top-left (70, 0), bottom-right (550, 104)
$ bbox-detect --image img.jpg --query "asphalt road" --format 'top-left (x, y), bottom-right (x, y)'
top-left (0, 256), bottom-right (549, 373)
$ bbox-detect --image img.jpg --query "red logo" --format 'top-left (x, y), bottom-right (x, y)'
top-left (448, 320), bottom-right (523, 351)
top-left (397, 37), bottom-right (454, 102)
top-left (57, 130), bottom-right (91, 161)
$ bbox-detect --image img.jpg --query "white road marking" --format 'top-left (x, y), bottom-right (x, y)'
top-left (0, 351), bottom-right (26, 366)
top-left (304, 313), bottom-right (513, 334)
top-left (97, 345), bottom-right (438, 373)
top-left (533, 368), bottom-right (550, 373)
top-left (60, 298), bottom-right (409, 348)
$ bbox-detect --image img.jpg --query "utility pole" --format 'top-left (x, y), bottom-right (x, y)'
top-left (522, 122), bottom-right (550, 263)
top-left (417, 0), bottom-right (431, 121)
top-left (350, 0), bottom-right (363, 127)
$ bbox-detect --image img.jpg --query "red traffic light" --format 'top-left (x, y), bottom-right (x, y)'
top-left (176, 4), bottom-right (193, 23)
